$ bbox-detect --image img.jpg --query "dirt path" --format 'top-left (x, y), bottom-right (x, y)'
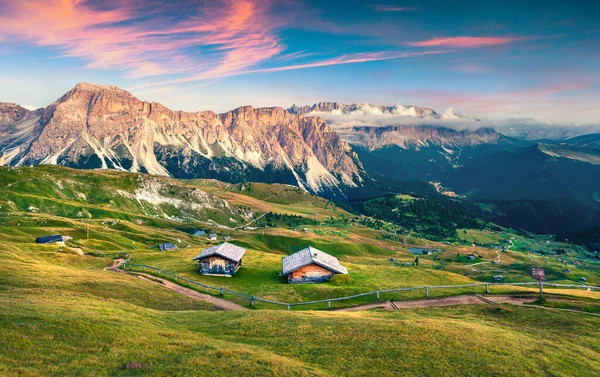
top-left (104, 259), bottom-right (247, 311)
top-left (336, 294), bottom-right (540, 312)
top-left (334, 301), bottom-right (394, 312)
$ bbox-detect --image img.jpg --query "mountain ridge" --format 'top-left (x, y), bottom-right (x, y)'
top-left (0, 82), bottom-right (365, 198)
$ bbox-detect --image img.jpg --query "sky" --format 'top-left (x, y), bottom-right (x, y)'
top-left (0, 0), bottom-right (599, 125)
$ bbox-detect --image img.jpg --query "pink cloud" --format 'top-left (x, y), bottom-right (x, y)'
top-left (0, 0), bottom-right (283, 79)
top-left (409, 36), bottom-right (520, 48)
top-left (0, 0), bottom-right (456, 87)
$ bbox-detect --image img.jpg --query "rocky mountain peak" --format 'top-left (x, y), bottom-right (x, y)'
top-left (0, 83), bottom-right (365, 198)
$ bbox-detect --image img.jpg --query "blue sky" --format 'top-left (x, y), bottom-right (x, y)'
top-left (0, 0), bottom-right (598, 124)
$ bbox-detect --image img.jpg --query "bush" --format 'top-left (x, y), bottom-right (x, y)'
top-left (330, 274), bottom-right (353, 285)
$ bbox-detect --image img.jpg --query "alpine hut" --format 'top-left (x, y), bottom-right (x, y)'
top-left (193, 242), bottom-right (246, 277)
top-left (282, 246), bottom-right (348, 284)
top-left (158, 243), bottom-right (178, 252)
top-left (35, 235), bottom-right (65, 244)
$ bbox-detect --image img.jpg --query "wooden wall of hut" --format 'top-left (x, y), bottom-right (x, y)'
top-left (200, 256), bottom-right (240, 276)
top-left (288, 264), bottom-right (334, 283)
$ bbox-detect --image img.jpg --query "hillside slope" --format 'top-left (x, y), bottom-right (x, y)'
top-left (0, 165), bottom-right (250, 227)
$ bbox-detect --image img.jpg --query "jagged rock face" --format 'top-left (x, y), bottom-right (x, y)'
top-left (0, 83), bottom-right (364, 198)
top-left (0, 103), bottom-right (32, 127)
top-left (287, 102), bottom-right (497, 151)
top-left (340, 125), bottom-right (502, 151)
top-left (0, 104), bottom-right (39, 138)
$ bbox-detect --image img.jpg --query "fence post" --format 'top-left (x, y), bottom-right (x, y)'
top-left (287, 304), bottom-right (291, 311)
top-left (328, 300), bottom-right (331, 309)
top-left (376, 291), bottom-right (380, 300)
top-left (425, 287), bottom-right (429, 298)
top-left (250, 296), bottom-right (255, 307)
top-left (220, 287), bottom-right (224, 296)
top-left (486, 284), bottom-right (489, 293)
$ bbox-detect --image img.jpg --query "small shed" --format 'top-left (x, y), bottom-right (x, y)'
top-left (579, 277), bottom-right (587, 282)
top-left (192, 242), bottom-right (246, 276)
top-left (158, 243), bottom-right (178, 252)
top-left (282, 246), bottom-right (348, 284)
top-left (493, 275), bottom-right (504, 282)
top-left (224, 235), bottom-right (231, 241)
top-left (208, 233), bottom-right (218, 241)
top-left (36, 235), bottom-right (64, 244)
top-left (193, 230), bottom-right (206, 236)
top-left (467, 255), bottom-right (476, 261)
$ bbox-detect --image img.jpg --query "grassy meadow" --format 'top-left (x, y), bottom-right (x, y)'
top-left (1, 166), bottom-right (600, 375)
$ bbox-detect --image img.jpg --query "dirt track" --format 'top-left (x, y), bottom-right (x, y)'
top-left (336, 294), bottom-right (538, 312)
top-left (105, 259), bottom-right (598, 315)
top-left (104, 259), bottom-right (247, 311)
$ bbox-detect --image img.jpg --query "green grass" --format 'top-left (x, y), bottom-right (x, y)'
top-left (457, 229), bottom-right (504, 245)
top-left (1, 166), bottom-right (600, 375)
top-left (2, 288), bottom-right (600, 376)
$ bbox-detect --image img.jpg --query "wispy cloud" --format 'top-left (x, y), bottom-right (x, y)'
top-left (409, 36), bottom-right (520, 48)
top-left (369, 4), bottom-right (419, 12)
top-left (0, 0), bottom-right (454, 87)
top-left (0, 0), bottom-right (283, 79)
top-left (132, 50), bottom-right (454, 89)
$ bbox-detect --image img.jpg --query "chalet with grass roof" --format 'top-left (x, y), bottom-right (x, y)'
top-left (193, 242), bottom-right (246, 277)
top-left (282, 246), bottom-right (348, 284)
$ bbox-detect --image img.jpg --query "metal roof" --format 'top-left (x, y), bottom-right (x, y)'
top-left (193, 242), bottom-right (246, 263)
top-left (282, 246), bottom-right (348, 276)
top-left (35, 235), bottom-right (64, 244)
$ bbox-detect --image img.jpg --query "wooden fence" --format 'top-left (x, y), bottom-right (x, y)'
top-left (120, 260), bottom-right (600, 310)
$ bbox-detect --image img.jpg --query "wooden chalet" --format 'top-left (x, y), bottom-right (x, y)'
top-left (207, 233), bottom-right (218, 241)
top-left (192, 242), bottom-right (246, 277)
top-left (282, 246), bottom-right (348, 284)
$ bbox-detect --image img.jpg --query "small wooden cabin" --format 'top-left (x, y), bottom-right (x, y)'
top-left (207, 233), bottom-right (218, 241)
top-left (158, 243), bottom-right (178, 252)
top-left (192, 242), bottom-right (246, 277)
top-left (282, 246), bottom-right (348, 284)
